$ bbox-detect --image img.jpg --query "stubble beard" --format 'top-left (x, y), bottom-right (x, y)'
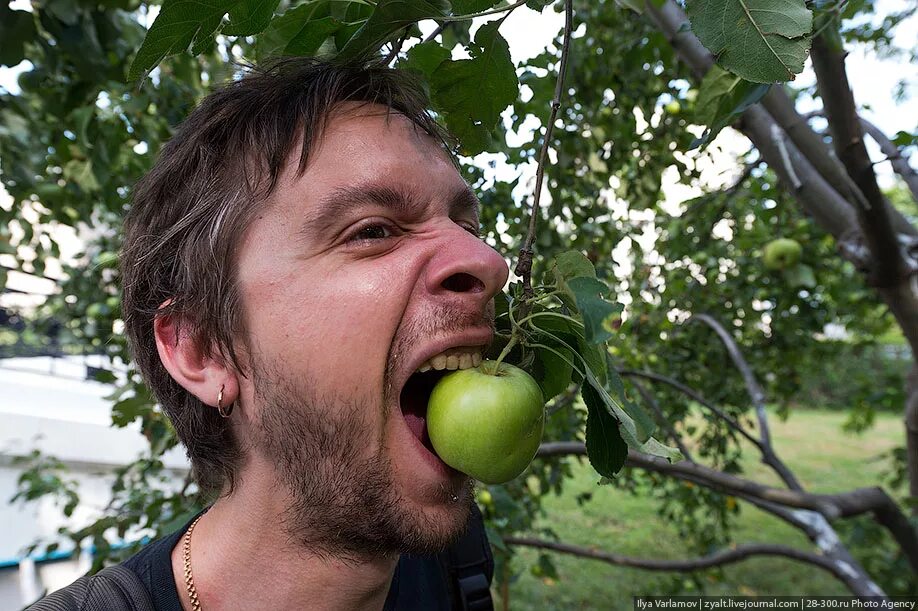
top-left (251, 354), bottom-right (473, 563)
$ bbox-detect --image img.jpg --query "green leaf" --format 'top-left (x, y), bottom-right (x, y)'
top-left (112, 394), bottom-right (150, 427)
top-left (63, 159), bottom-right (101, 192)
top-left (224, 0), bottom-right (281, 36)
top-left (337, 0), bottom-right (450, 60)
top-left (525, 0), bottom-right (554, 11)
top-left (783, 263), bottom-right (816, 288)
top-left (550, 250), bottom-right (597, 309)
top-left (128, 0), bottom-right (233, 80)
top-left (686, 0), bottom-right (813, 83)
top-left (431, 21), bottom-right (518, 155)
top-left (583, 384), bottom-right (628, 477)
top-left (603, 360), bottom-right (656, 441)
top-left (256, 3), bottom-right (342, 59)
top-left (0, 6), bottom-right (36, 67)
top-left (691, 65), bottom-right (770, 148)
top-left (639, 436), bottom-right (683, 462)
top-left (528, 314), bottom-right (578, 400)
top-left (532, 345), bottom-right (573, 401)
top-left (567, 276), bottom-right (622, 345)
top-left (552, 250), bottom-right (597, 282)
top-left (401, 40), bottom-right (451, 79)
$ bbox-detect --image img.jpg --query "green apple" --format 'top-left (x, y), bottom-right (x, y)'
top-left (763, 238), bottom-right (803, 271)
top-left (427, 360), bottom-right (544, 485)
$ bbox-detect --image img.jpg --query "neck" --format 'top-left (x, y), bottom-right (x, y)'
top-left (172, 466), bottom-right (399, 611)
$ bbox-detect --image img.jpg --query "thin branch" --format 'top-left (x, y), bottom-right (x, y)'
top-left (859, 117), bottom-right (918, 204)
top-left (440, 0), bottom-right (529, 22)
top-left (539, 442), bottom-right (877, 519)
top-left (682, 161), bottom-right (757, 217)
top-left (770, 123), bottom-right (802, 190)
top-left (617, 369), bottom-right (763, 451)
top-left (504, 536), bottom-right (843, 578)
top-left (685, 316), bottom-right (770, 445)
top-left (514, 0), bottom-right (573, 306)
top-left (546, 383), bottom-right (581, 416)
top-left (686, 314), bottom-right (804, 491)
top-left (422, 22), bottom-right (449, 44)
top-left (383, 28), bottom-right (410, 66)
top-left (803, 111), bottom-right (918, 204)
top-left (630, 377), bottom-right (695, 463)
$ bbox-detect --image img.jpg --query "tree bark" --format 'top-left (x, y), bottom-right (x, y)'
top-left (810, 35), bottom-right (905, 288)
top-left (907, 365), bottom-right (918, 514)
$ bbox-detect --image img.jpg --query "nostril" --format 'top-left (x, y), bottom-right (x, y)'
top-left (441, 272), bottom-right (484, 293)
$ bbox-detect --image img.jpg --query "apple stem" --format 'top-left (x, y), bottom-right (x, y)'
top-left (492, 336), bottom-right (518, 373)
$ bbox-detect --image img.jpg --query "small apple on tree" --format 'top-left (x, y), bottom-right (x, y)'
top-left (763, 238), bottom-right (803, 271)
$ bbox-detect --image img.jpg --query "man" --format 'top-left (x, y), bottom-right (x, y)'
top-left (32, 58), bottom-right (507, 610)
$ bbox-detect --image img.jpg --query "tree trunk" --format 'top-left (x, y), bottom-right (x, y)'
top-left (907, 366), bottom-right (918, 514)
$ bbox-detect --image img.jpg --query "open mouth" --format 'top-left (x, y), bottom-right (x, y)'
top-left (400, 369), bottom-right (449, 455)
top-left (398, 346), bottom-right (484, 458)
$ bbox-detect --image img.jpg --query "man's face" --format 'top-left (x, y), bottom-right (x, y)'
top-left (233, 103), bottom-right (509, 559)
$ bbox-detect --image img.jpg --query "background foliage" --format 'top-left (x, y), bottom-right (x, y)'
top-left (2, 0), bottom-right (916, 601)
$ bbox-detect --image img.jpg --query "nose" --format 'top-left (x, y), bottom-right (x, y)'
top-left (425, 225), bottom-right (510, 309)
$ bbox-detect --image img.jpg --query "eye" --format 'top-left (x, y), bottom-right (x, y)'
top-left (457, 220), bottom-right (481, 238)
top-left (346, 222), bottom-right (398, 244)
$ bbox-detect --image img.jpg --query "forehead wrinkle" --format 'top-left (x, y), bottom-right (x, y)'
top-left (297, 182), bottom-right (425, 241)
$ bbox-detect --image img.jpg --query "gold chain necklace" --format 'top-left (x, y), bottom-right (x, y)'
top-left (182, 514), bottom-right (205, 611)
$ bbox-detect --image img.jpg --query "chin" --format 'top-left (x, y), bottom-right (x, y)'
top-left (397, 480), bottom-right (475, 554)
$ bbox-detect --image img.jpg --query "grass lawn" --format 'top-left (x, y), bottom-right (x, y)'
top-left (504, 407), bottom-right (904, 610)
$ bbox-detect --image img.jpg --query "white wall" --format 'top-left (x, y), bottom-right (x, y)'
top-left (0, 355), bottom-right (189, 609)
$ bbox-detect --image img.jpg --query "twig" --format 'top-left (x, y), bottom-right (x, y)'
top-left (514, 0), bottom-right (574, 307)
top-left (537, 442), bottom-right (904, 522)
top-left (682, 162), bottom-right (757, 217)
top-left (546, 383), bottom-right (581, 416)
top-left (859, 117), bottom-right (918, 204)
top-left (383, 28), bottom-right (410, 66)
top-left (504, 535), bottom-right (842, 578)
top-left (441, 0), bottom-right (530, 22)
top-left (422, 22), bottom-right (449, 44)
top-left (770, 123), bottom-right (803, 190)
top-left (686, 314), bottom-right (803, 491)
top-left (630, 377), bottom-right (695, 463)
top-left (617, 369), bottom-right (763, 451)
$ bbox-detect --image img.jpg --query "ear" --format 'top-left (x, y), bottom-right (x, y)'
top-left (154, 305), bottom-right (239, 414)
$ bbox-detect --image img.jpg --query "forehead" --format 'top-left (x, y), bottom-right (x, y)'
top-left (258, 102), bottom-right (474, 228)
top-left (285, 102), bottom-right (460, 196)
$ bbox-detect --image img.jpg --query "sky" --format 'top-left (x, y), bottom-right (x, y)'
top-left (0, 1), bottom-right (916, 303)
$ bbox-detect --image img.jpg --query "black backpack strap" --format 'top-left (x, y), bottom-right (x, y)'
top-left (28, 565), bottom-right (154, 611)
top-left (440, 503), bottom-right (494, 611)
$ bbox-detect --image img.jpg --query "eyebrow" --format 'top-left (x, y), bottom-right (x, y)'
top-left (298, 181), bottom-right (481, 241)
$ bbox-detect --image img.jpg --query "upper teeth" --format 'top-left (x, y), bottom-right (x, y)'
top-left (417, 347), bottom-right (482, 372)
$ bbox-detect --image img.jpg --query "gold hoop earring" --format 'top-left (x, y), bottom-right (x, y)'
top-left (217, 384), bottom-right (234, 418)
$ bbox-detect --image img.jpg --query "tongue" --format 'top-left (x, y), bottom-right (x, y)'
top-left (404, 412), bottom-right (426, 440)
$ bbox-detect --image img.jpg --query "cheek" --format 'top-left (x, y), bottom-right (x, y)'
top-left (241, 262), bottom-right (413, 388)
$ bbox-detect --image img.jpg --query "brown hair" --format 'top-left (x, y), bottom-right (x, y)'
top-left (121, 58), bottom-right (451, 496)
